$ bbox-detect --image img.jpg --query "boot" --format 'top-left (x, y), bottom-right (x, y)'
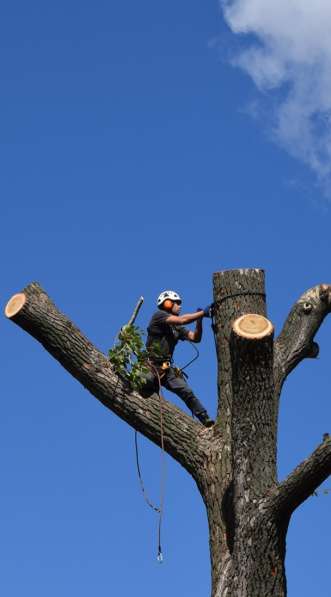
top-left (197, 411), bottom-right (214, 428)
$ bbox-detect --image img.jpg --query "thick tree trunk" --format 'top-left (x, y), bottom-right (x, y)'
top-left (196, 270), bottom-right (287, 596)
top-left (195, 270), bottom-right (331, 597)
top-left (5, 271), bottom-right (331, 597)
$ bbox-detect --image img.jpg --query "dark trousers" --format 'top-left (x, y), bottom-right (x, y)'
top-left (142, 366), bottom-right (207, 418)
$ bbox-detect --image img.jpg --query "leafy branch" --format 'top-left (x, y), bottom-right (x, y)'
top-left (108, 324), bottom-right (150, 390)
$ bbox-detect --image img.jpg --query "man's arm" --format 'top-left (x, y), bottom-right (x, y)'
top-left (187, 317), bottom-right (203, 343)
top-left (165, 310), bottom-right (204, 326)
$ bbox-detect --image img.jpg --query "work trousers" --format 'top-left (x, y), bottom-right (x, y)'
top-left (142, 366), bottom-right (207, 418)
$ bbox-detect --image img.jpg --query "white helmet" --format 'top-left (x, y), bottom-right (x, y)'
top-left (157, 290), bottom-right (182, 308)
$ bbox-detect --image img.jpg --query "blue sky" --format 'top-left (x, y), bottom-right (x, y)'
top-left (1, 2), bottom-right (330, 596)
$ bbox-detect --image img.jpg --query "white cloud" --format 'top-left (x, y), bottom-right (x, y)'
top-left (221, 0), bottom-right (331, 190)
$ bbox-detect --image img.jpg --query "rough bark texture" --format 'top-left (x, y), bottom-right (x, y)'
top-left (5, 271), bottom-right (331, 597)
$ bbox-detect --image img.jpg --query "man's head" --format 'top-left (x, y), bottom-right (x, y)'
top-left (157, 290), bottom-right (182, 314)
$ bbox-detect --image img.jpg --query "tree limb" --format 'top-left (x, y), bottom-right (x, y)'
top-left (5, 282), bottom-right (203, 475)
top-left (126, 296), bottom-right (144, 327)
top-left (270, 436), bottom-right (331, 516)
top-left (274, 284), bottom-right (331, 388)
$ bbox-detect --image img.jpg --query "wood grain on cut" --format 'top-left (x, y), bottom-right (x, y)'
top-left (233, 313), bottom-right (273, 339)
top-left (5, 293), bottom-right (26, 318)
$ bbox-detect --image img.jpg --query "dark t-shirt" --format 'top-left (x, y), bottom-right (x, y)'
top-left (146, 310), bottom-right (189, 362)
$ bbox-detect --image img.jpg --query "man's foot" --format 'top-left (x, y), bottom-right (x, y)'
top-left (197, 412), bottom-right (215, 428)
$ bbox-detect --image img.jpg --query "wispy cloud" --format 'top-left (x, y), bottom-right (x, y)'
top-left (221, 0), bottom-right (331, 193)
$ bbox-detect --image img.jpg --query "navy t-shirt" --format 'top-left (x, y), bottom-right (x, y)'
top-left (146, 310), bottom-right (189, 362)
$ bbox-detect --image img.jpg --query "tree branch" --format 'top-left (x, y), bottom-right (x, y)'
top-left (274, 284), bottom-right (331, 388)
top-left (5, 283), bottom-right (203, 475)
top-left (270, 436), bottom-right (331, 516)
top-left (126, 296), bottom-right (144, 327)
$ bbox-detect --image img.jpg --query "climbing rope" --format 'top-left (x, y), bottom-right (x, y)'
top-left (109, 297), bottom-right (167, 562)
top-left (211, 290), bottom-right (267, 346)
top-left (180, 340), bottom-right (199, 373)
top-left (134, 362), bottom-right (166, 563)
top-left (111, 299), bottom-right (220, 562)
top-left (210, 307), bottom-right (218, 356)
top-left (134, 431), bottom-right (161, 513)
top-left (214, 290), bottom-right (266, 305)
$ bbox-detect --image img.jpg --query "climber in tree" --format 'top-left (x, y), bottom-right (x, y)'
top-left (143, 290), bottom-right (214, 428)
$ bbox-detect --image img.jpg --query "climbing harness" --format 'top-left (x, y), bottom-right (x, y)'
top-left (161, 360), bottom-right (171, 373)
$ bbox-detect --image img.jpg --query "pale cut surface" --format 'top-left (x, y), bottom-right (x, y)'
top-left (233, 313), bottom-right (274, 339)
top-left (5, 293), bottom-right (26, 318)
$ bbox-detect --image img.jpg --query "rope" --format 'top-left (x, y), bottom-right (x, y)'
top-left (211, 311), bottom-right (218, 353)
top-left (211, 289), bottom-right (266, 412)
top-left (214, 290), bottom-right (266, 306)
top-left (156, 365), bottom-right (166, 563)
top-left (110, 300), bottom-right (166, 563)
top-left (111, 368), bottom-right (165, 562)
top-left (134, 362), bottom-right (166, 563)
top-left (180, 341), bottom-right (199, 373)
top-left (134, 431), bottom-right (161, 513)
top-left (211, 288), bottom-right (266, 343)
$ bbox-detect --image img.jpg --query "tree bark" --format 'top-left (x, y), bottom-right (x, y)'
top-left (5, 271), bottom-right (331, 597)
top-left (274, 283), bottom-right (331, 392)
top-left (4, 282), bottom-right (204, 476)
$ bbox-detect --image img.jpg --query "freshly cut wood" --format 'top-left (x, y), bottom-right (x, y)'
top-left (233, 313), bottom-right (273, 339)
top-left (5, 293), bottom-right (26, 319)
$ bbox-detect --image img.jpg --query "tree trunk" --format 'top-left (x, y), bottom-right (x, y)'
top-left (194, 270), bottom-right (285, 596)
top-left (5, 270), bottom-right (331, 597)
top-left (195, 270), bottom-right (330, 596)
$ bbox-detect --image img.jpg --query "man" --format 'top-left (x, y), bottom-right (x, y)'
top-left (143, 290), bottom-right (214, 428)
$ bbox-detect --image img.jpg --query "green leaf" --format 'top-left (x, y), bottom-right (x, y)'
top-left (108, 324), bottom-right (150, 391)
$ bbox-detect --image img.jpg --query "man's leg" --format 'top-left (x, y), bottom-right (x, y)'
top-left (140, 368), bottom-right (159, 398)
top-left (162, 368), bottom-right (213, 427)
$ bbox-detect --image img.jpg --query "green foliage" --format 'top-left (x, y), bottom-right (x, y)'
top-left (108, 324), bottom-right (150, 391)
top-left (146, 339), bottom-right (165, 363)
